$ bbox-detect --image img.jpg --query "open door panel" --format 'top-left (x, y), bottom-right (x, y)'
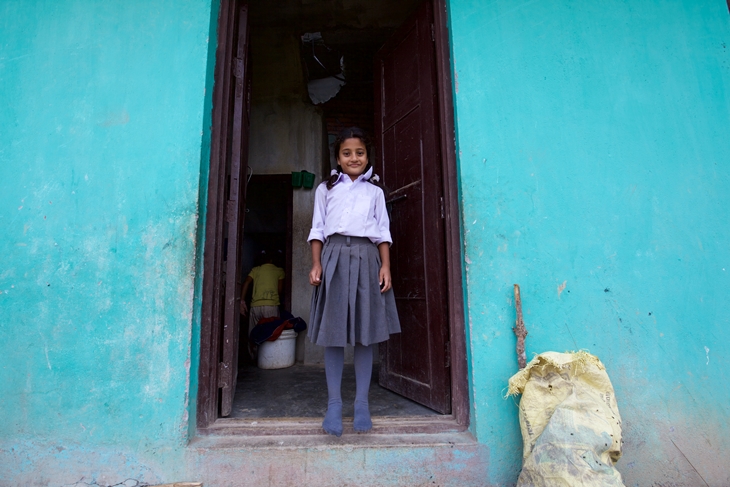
top-left (375, 1), bottom-right (451, 414)
top-left (219, 3), bottom-right (251, 418)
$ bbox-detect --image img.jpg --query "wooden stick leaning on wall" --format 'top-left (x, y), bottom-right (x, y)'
top-left (513, 284), bottom-right (528, 369)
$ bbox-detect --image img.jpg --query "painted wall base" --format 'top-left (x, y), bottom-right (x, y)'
top-left (3, 433), bottom-right (491, 487)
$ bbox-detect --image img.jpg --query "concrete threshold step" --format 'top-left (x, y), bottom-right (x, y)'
top-left (186, 427), bottom-right (489, 487)
top-left (190, 429), bottom-right (477, 450)
top-left (198, 414), bottom-right (466, 439)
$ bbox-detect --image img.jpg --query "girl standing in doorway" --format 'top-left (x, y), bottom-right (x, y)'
top-left (308, 127), bottom-right (401, 437)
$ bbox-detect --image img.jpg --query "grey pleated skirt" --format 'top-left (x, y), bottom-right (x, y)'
top-left (309, 234), bottom-right (401, 347)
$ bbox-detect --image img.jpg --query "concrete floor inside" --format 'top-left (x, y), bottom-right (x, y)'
top-left (230, 364), bottom-right (439, 419)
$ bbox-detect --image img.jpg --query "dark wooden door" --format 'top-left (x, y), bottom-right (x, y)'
top-left (375, 1), bottom-right (451, 414)
top-left (219, 4), bottom-right (251, 417)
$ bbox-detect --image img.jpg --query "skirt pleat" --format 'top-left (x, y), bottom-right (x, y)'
top-left (309, 234), bottom-right (401, 347)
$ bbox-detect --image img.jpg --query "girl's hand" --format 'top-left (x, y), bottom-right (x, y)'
top-left (240, 300), bottom-right (248, 315)
top-left (379, 265), bottom-right (392, 293)
top-left (310, 240), bottom-right (323, 286)
top-left (309, 263), bottom-right (322, 286)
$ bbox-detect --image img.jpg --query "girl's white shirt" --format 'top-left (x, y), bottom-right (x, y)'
top-left (308, 166), bottom-right (392, 245)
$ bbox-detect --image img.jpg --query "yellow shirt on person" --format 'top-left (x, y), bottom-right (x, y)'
top-left (248, 263), bottom-right (285, 307)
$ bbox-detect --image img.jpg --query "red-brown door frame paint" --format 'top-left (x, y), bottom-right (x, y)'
top-left (432, 0), bottom-right (469, 429)
top-left (219, 4), bottom-right (251, 418)
top-left (197, 0), bottom-right (242, 429)
top-left (196, 0), bottom-right (469, 434)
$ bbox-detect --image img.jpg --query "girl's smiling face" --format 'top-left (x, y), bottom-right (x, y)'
top-left (337, 137), bottom-right (368, 181)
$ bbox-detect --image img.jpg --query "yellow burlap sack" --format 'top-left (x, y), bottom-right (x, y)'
top-left (507, 351), bottom-right (625, 487)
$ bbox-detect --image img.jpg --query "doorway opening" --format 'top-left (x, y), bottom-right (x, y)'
top-left (197, 0), bottom-right (467, 435)
top-left (236, 174), bottom-right (292, 369)
top-left (232, 174), bottom-right (437, 419)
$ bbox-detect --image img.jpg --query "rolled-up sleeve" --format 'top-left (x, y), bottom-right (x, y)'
top-left (373, 188), bottom-right (392, 245)
top-left (307, 184), bottom-right (327, 243)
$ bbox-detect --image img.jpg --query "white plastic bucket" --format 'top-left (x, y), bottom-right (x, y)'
top-left (257, 329), bottom-right (298, 369)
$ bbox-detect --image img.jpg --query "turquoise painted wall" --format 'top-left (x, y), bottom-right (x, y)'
top-left (0, 0), bottom-right (215, 478)
top-left (448, 0), bottom-right (730, 485)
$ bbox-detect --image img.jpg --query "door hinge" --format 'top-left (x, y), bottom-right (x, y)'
top-left (233, 57), bottom-right (244, 78)
top-left (431, 23), bottom-right (435, 42)
top-left (218, 361), bottom-right (231, 388)
top-left (445, 340), bottom-right (451, 368)
top-left (440, 196), bottom-right (445, 219)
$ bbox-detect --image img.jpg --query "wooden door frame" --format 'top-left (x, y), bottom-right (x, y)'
top-left (196, 0), bottom-right (468, 433)
top-left (197, 0), bottom-right (241, 430)
top-left (432, 0), bottom-right (469, 428)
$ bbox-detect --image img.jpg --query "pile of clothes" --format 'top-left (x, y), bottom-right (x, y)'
top-left (249, 310), bottom-right (306, 345)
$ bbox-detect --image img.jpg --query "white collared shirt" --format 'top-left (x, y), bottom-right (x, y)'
top-left (307, 167), bottom-right (392, 245)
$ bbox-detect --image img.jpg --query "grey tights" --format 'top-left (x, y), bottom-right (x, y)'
top-left (322, 344), bottom-right (374, 436)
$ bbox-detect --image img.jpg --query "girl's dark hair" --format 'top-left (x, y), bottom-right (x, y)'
top-left (326, 127), bottom-right (386, 195)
